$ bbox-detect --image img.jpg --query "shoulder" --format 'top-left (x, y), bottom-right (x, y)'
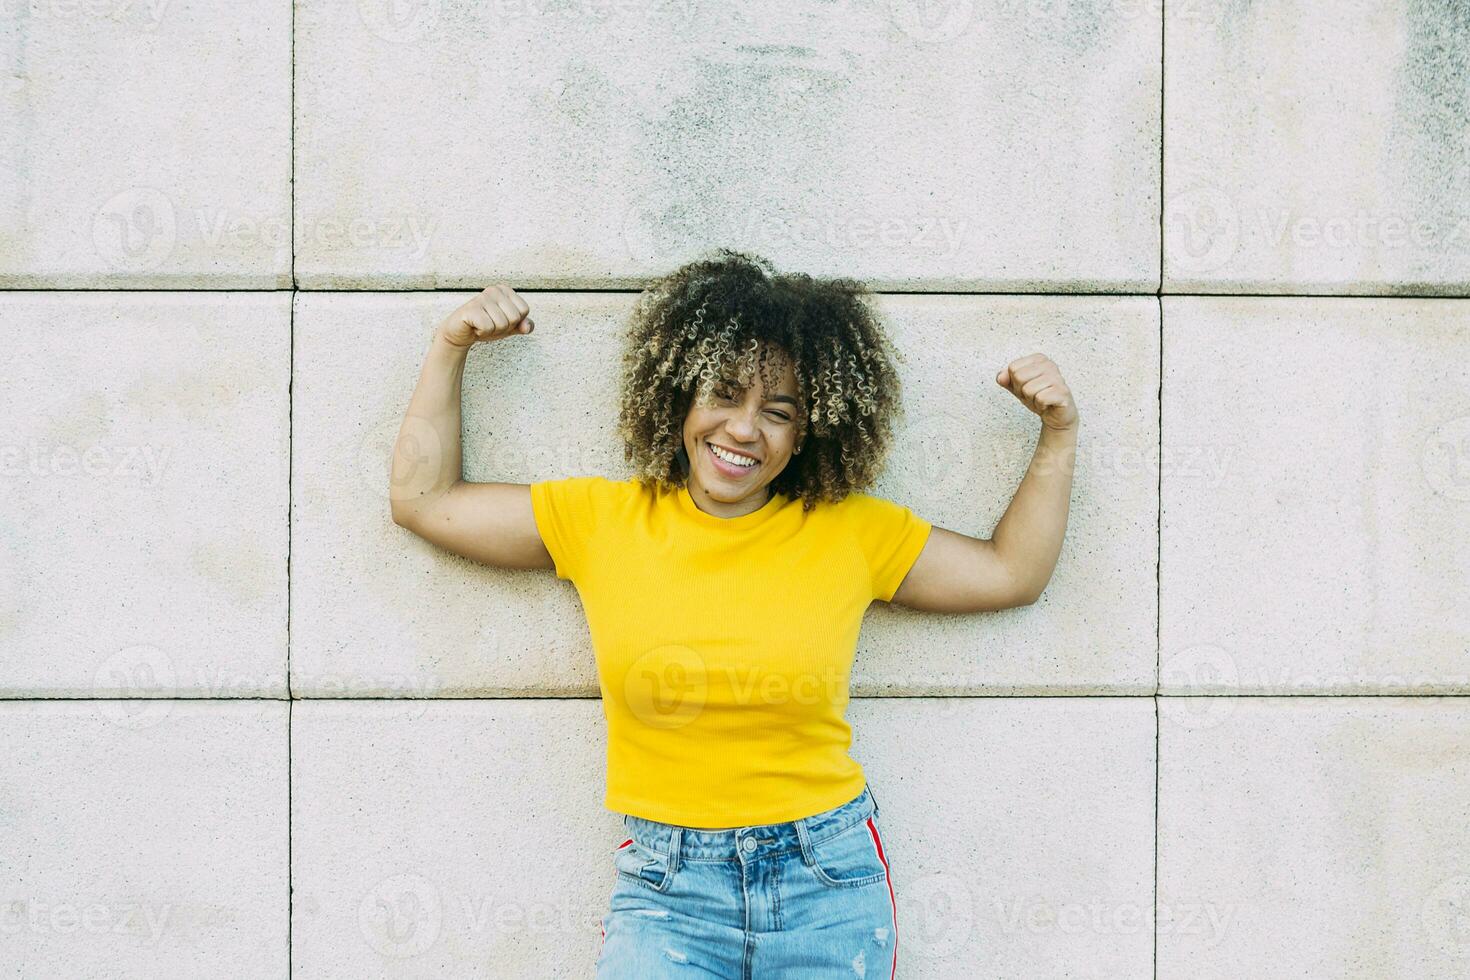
top-left (826, 489), bottom-right (921, 522)
top-left (790, 489), bottom-right (929, 544)
top-left (530, 474), bottom-right (648, 521)
top-left (830, 489), bottom-right (933, 549)
top-left (533, 474), bottom-right (646, 502)
top-left (535, 473), bottom-right (638, 494)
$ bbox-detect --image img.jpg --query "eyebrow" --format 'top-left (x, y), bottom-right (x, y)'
top-left (716, 380), bottom-right (798, 406)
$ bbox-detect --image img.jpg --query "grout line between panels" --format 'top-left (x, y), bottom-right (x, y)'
top-left (5, 693), bottom-right (1470, 702)
top-left (1, 286), bottom-right (1469, 299)
top-left (287, 1), bottom-right (297, 972)
top-left (1155, 4), bottom-right (1165, 971)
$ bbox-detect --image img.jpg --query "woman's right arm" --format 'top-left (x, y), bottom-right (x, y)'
top-left (388, 284), bottom-right (554, 571)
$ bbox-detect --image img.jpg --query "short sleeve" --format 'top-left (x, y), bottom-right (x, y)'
top-left (846, 492), bottom-right (934, 602)
top-left (529, 476), bottom-right (614, 582)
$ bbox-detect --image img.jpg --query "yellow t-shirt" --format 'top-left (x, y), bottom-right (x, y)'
top-left (529, 475), bottom-right (933, 828)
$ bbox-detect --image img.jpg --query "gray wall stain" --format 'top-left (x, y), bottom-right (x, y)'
top-left (1390, 0), bottom-right (1470, 229)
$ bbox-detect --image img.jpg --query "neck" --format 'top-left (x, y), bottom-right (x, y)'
top-left (686, 481), bottom-right (771, 519)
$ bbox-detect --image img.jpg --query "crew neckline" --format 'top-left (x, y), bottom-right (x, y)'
top-left (675, 482), bottom-right (786, 529)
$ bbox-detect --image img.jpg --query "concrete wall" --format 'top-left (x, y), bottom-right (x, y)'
top-left (2, 1), bottom-right (1467, 977)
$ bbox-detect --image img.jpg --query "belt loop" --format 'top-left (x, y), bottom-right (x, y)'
top-left (866, 781), bottom-right (881, 818)
top-left (669, 827), bottom-right (683, 875)
top-left (794, 814), bottom-right (816, 867)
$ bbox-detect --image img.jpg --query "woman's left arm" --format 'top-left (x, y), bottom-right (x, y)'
top-left (987, 352), bottom-right (1079, 604)
top-left (888, 353), bottom-right (1078, 613)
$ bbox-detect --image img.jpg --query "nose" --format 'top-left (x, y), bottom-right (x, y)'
top-left (723, 407), bottom-right (760, 442)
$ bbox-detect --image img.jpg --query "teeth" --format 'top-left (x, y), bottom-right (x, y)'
top-left (710, 443), bottom-right (757, 466)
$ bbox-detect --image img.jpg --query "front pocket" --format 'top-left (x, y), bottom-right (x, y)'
top-left (613, 837), bottom-right (673, 892)
top-left (806, 817), bottom-right (889, 889)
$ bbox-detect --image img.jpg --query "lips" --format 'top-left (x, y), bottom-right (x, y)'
top-left (708, 441), bottom-right (760, 463)
top-left (706, 441), bottom-right (759, 475)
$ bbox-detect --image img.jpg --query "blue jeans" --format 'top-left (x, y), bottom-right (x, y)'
top-left (597, 783), bottom-right (898, 978)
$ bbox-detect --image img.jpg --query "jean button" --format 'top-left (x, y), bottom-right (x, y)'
top-left (741, 836), bottom-right (756, 853)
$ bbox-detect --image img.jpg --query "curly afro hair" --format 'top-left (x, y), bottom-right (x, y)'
top-left (615, 248), bottom-right (910, 513)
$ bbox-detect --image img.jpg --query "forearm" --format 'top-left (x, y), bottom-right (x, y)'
top-left (990, 422), bottom-right (1078, 602)
top-left (389, 328), bottom-right (470, 519)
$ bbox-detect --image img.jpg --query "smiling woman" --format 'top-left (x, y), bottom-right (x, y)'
top-left (387, 248), bottom-right (1078, 979)
top-left (676, 354), bottom-right (802, 517)
top-left (614, 248), bottom-right (909, 519)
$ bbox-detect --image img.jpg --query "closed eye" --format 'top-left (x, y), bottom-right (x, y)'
top-left (713, 384), bottom-right (792, 421)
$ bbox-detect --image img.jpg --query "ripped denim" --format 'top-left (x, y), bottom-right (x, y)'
top-left (597, 783), bottom-right (898, 979)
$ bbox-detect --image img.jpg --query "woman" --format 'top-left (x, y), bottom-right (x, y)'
top-left (389, 249), bottom-right (1079, 977)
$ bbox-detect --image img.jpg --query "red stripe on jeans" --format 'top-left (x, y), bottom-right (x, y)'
top-left (865, 817), bottom-right (897, 979)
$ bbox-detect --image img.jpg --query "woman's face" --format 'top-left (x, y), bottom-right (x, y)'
top-left (681, 350), bottom-right (802, 512)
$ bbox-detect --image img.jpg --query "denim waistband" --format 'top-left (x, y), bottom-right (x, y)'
top-left (621, 783), bottom-right (881, 866)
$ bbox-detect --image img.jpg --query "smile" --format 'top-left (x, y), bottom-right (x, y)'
top-left (707, 441), bottom-right (759, 473)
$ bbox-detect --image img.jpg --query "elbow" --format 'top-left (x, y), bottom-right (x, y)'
top-left (1014, 576), bottom-right (1051, 608)
top-left (1005, 573), bottom-right (1046, 609)
top-left (391, 482), bottom-right (456, 529)
top-left (390, 487), bottom-right (439, 529)
top-left (996, 553), bottom-right (1053, 610)
top-left (389, 499), bottom-right (417, 529)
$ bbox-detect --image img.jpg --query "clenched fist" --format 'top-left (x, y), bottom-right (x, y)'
top-left (435, 284), bottom-right (535, 349)
top-left (996, 354), bottom-right (1078, 432)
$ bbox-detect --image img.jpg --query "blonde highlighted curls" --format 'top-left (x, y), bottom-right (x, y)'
top-left (615, 248), bottom-right (909, 512)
